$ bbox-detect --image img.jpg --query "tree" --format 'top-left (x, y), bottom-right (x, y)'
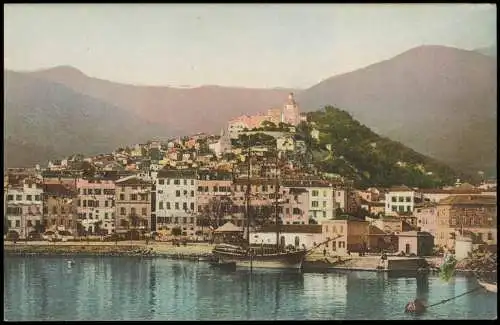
top-left (76, 222), bottom-right (86, 237)
top-left (129, 213), bottom-right (140, 229)
top-left (308, 218), bottom-right (318, 225)
top-left (94, 220), bottom-right (103, 235)
top-left (82, 161), bottom-right (96, 178)
top-left (171, 227), bottom-right (182, 236)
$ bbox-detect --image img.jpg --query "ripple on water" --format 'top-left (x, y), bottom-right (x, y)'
top-left (3, 257), bottom-right (497, 321)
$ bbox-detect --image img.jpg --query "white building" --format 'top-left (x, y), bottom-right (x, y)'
top-left (5, 178), bottom-right (43, 238)
top-left (385, 185), bottom-right (423, 216)
top-left (155, 169), bottom-right (198, 236)
top-left (283, 180), bottom-right (335, 224)
top-left (249, 224), bottom-right (323, 249)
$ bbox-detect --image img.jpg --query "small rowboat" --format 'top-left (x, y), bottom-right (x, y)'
top-left (477, 279), bottom-right (497, 293)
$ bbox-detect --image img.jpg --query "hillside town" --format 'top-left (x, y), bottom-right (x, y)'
top-left (4, 93), bottom-right (497, 257)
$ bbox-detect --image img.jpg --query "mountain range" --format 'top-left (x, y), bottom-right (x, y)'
top-left (4, 45), bottom-right (497, 176)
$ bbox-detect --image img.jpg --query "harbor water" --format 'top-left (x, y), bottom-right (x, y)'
top-left (4, 256), bottom-right (497, 320)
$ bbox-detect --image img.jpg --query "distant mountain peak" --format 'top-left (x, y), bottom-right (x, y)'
top-left (34, 65), bottom-right (87, 78)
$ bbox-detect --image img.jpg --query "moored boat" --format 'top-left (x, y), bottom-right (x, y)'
top-left (477, 279), bottom-right (497, 293)
top-left (212, 146), bottom-right (307, 270)
top-left (212, 243), bottom-right (306, 269)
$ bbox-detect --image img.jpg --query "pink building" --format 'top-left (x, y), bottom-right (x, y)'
top-left (414, 204), bottom-right (439, 237)
top-left (281, 187), bottom-right (309, 225)
top-left (76, 177), bottom-right (116, 234)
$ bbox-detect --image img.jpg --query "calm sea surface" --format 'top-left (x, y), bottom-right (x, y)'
top-left (4, 256), bottom-right (497, 321)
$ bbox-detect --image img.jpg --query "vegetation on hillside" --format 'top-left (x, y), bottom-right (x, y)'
top-left (305, 106), bottom-right (467, 188)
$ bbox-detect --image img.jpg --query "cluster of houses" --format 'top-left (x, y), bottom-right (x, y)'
top-left (3, 93), bottom-right (497, 256)
top-left (4, 162), bottom-right (496, 256)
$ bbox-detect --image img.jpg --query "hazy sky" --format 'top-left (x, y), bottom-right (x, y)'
top-left (4, 4), bottom-right (497, 89)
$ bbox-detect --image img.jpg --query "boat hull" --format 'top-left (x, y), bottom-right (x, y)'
top-left (213, 249), bottom-right (306, 270)
top-left (478, 280), bottom-right (498, 293)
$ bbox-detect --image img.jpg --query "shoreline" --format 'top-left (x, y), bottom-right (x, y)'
top-left (3, 243), bottom-right (484, 276)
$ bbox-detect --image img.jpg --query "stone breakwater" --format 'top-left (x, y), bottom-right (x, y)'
top-left (4, 243), bottom-right (215, 260)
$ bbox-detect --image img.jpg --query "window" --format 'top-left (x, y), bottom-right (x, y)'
top-left (191, 180), bottom-right (194, 185)
top-left (488, 233), bottom-right (493, 240)
top-left (105, 201), bottom-right (109, 207)
top-left (167, 202), bottom-right (171, 210)
top-left (7, 195), bottom-right (13, 201)
top-left (398, 206), bottom-right (404, 212)
top-left (131, 207), bottom-right (136, 215)
top-left (158, 179), bottom-right (165, 185)
top-left (198, 186), bottom-right (203, 192)
top-left (392, 206), bottom-right (397, 212)
top-left (88, 189), bottom-right (93, 195)
top-left (398, 196), bottom-right (404, 202)
top-left (312, 190), bottom-right (319, 197)
top-left (16, 195), bottom-right (22, 201)
top-left (95, 189), bottom-right (102, 195)
top-left (130, 194), bottom-right (137, 201)
top-left (213, 186), bottom-right (217, 192)
top-left (120, 194), bottom-right (125, 200)
top-left (142, 208), bottom-right (147, 216)
top-left (405, 196), bottom-right (411, 202)
top-left (95, 200), bottom-right (100, 207)
top-left (26, 195), bottom-right (32, 201)
top-left (183, 217), bottom-right (187, 224)
top-left (205, 186), bottom-right (209, 192)
top-left (176, 190), bottom-right (180, 197)
top-left (159, 202), bottom-right (164, 209)
top-left (323, 211), bottom-right (326, 218)
top-left (184, 179), bottom-right (187, 185)
top-left (391, 197), bottom-right (397, 202)
top-left (191, 191), bottom-right (194, 197)
top-left (35, 195), bottom-right (41, 201)
top-left (323, 201), bottom-right (327, 208)
top-left (175, 202), bottom-right (179, 210)
top-left (406, 206), bottom-right (411, 212)
top-left (120, 207), bottom-right (126, 215)
top-left (312, 201), bottom-right (319, 207)
top-left (183, 202), bottom-right (188, 210)
top-left (104, 213), bottom-right (109, 219)
top-left (190, 202), bottom-right (194, 211)
top-left (15, 220), bottom-right (20, 227)
top-left (190, 217), bottom-right (194, 224)
top-left (323, 191), bottom-right (327, 197)
top-left (27, 220), bottom-right (33, 227)
top-left (52, 207), bottom-right (57, 214)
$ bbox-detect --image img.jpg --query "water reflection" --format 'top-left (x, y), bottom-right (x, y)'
top-left (4, 257), bottom-right (497, 321)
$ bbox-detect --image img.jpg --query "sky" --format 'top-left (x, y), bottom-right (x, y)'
top-left (4, 4), bottom-right (497, 89)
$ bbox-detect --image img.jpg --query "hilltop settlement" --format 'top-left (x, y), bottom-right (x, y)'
top-left (4, 94), bottom-right (497, 258)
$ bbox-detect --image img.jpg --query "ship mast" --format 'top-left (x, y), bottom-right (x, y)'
top-left (245, 137), bottom-right (251, 246)
top-left (275, 150), bottom-right (280, 252)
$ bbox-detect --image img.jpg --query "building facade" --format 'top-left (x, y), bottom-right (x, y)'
top-left (435, 195), bottom-right (497, 248)
top-left (322, 218), bottom-right (370, 255)
top-left (76, 177), bottom-right (116, 234)
top-left (385, 186), bottom-right (423, 216)
top-left (155, 169), bottom-right (198, 236)
top-left (43, 183), bottom-right (78, 235)
top-left (115, 176), bottom-right (152, 232)
top-left (5, 178), bottom-right (43, 238)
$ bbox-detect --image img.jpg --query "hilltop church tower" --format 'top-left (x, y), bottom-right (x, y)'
top-left (281, 92), bottom-right (300, 126)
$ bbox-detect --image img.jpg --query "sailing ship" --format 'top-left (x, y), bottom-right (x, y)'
top-left (212, 142), bottom-right (307, 270)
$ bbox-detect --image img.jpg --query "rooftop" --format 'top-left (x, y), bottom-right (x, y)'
top-left (257, 224), bottom-right (322, 234)
top-left (438, 195), bottom-right (497, 206)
